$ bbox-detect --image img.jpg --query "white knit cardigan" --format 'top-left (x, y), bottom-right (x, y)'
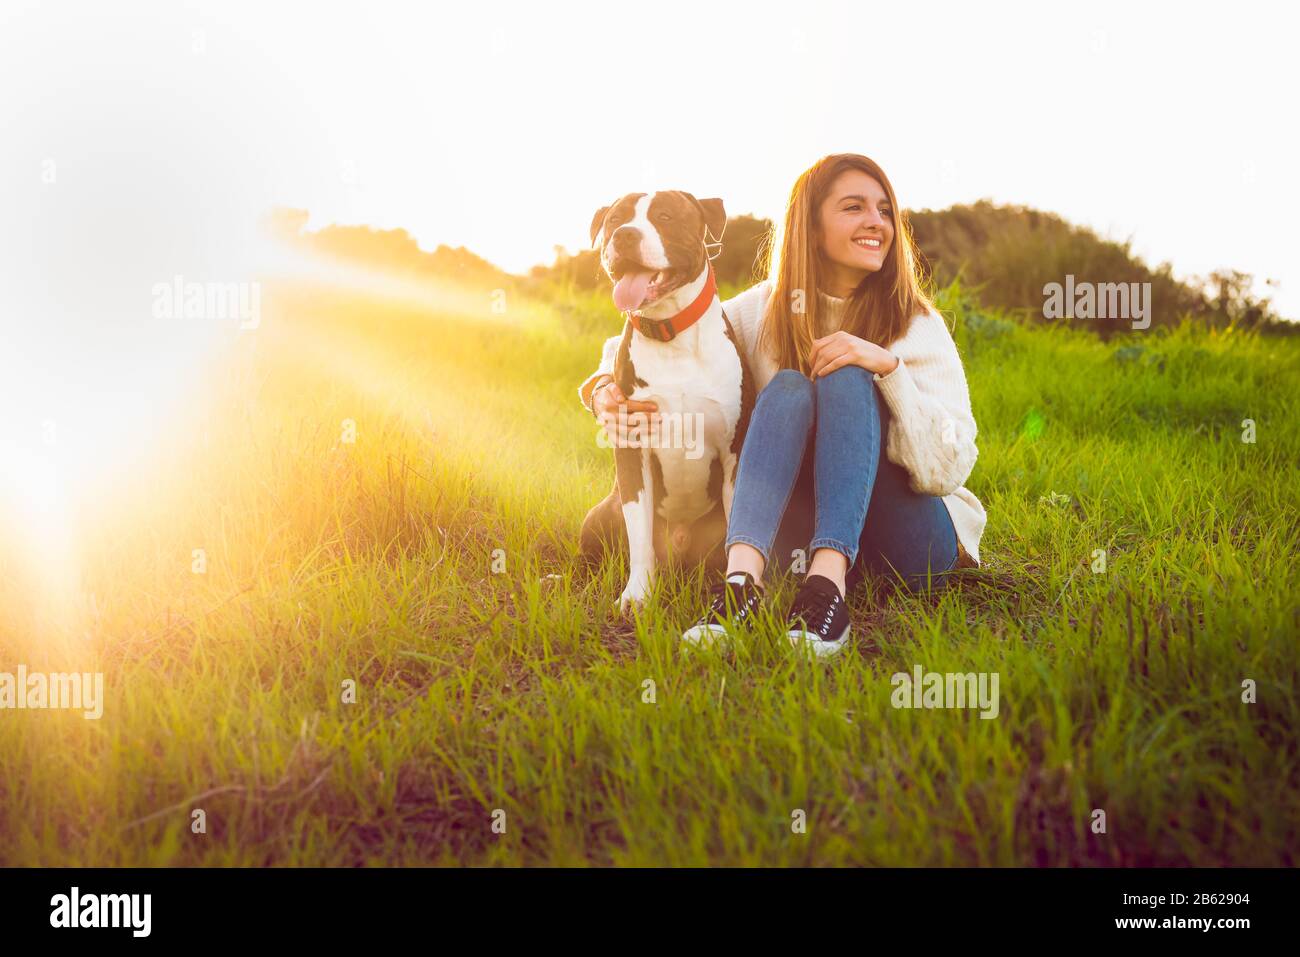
top-left (578, 279), bottom-right (987, 564)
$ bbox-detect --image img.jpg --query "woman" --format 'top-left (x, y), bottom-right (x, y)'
top-left (577, 153), bottom-right (986, 658)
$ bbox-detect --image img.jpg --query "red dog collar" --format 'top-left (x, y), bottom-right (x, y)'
top-left (628, 263), bottom-right (716, 342)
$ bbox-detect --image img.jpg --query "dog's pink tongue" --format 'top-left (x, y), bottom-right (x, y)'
top-left (612, 270), bottom-right (654, 312)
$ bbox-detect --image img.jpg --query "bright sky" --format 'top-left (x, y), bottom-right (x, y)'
top-left (2, 0), bottom-right (1296, 311)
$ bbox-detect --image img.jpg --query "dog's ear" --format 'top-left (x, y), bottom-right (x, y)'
top-left (695, 196), bottom-right (727, 243)
top-left (589, 205), bottom-right (611, 247)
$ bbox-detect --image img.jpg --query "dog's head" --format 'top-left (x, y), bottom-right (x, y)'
top-left (589, 191), bottom-right (726, 313)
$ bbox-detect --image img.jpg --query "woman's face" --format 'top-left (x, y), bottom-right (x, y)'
top-left (816, 169), bottom-right (894, 291)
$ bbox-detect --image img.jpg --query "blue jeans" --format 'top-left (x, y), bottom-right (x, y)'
top-left (725, 367), bottom-right (959, 591)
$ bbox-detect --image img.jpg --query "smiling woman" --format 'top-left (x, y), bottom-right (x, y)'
top-left (759, 156), bottom-right (930, 375)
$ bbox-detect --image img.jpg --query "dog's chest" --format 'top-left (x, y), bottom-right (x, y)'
top-left (619, 315), bottom-right (743, 522)
top-left (624, 318), bottom-right (743, 443)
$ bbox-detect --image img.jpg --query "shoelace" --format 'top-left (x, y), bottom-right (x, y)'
top-left (790, 584), bottom-right (841, 638)
top-left (700, 577), bottom-right (760, 624)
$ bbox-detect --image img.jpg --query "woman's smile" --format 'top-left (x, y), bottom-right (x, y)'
top-left (851, 235), bottom-right (886, 260)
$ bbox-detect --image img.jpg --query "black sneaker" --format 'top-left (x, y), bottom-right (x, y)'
top-left (680, 571), bottom-right (766, 648)
top-left (785, 574), bottom-right (851, 658)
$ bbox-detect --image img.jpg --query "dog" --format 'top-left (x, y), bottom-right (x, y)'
top-left (578, 191), bottom-right (755, 612)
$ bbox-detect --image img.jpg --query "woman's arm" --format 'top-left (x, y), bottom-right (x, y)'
top-left (872, 310), bottom-right (979, 496)
top-left (579, 333), bottom-right (660, 448)
top-left (578, 334), bottom-right (622, 411)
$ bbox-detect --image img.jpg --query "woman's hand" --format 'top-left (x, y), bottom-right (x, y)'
top-left (809, 331), bottom-right (899, 378)
top-left (592, 377), bottom-right (660, 448)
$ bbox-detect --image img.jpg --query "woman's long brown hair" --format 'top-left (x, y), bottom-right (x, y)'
top-left (757, 153), bottom-right (933, 376)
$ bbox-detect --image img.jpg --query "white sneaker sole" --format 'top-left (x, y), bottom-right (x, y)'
top-left (681, 622), bottom-right (731, 648)
top-left (788, 625), bottom-right (850, 659)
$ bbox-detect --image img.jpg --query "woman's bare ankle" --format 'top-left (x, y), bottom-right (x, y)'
top-left (807, 548), bottom-right (849, 598)
top-left (725, 542), bottom-right (767, 588)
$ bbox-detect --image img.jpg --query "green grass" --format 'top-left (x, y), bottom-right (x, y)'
top-left (1, 273), bottom-right (1297, 866)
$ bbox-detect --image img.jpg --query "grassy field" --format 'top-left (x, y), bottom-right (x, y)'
top-left (1, 270), bottom-right (1297, 866)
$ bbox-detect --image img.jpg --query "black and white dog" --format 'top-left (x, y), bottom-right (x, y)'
top-left (579, 191), bottom-right (754, 612)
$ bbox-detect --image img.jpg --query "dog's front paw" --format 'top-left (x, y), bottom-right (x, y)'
top-left (616, 581), bottom-right (651, 615)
